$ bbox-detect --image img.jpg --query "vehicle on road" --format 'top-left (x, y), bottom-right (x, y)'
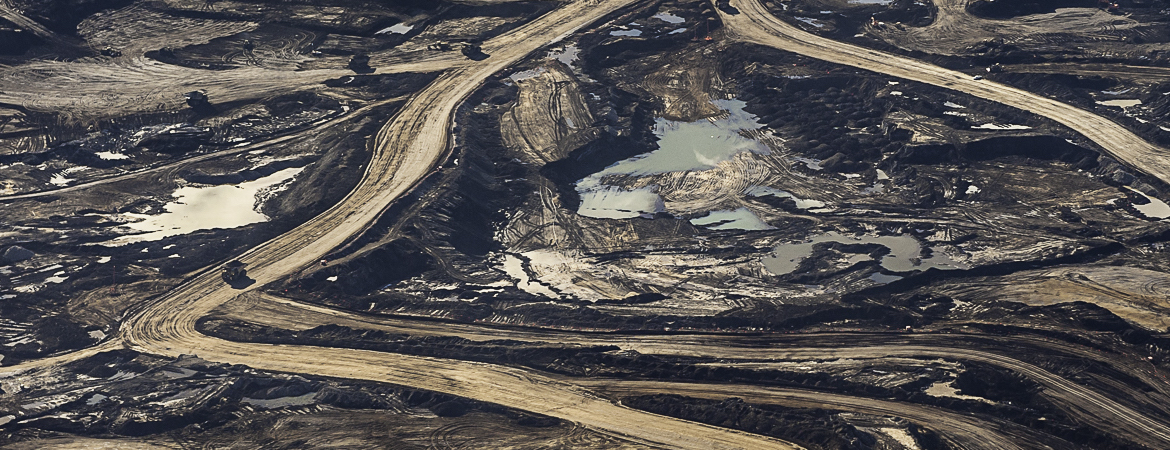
top-left (222, 260), bottom-right (247, 283)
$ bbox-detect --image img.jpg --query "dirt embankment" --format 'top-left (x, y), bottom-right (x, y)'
top-left (0, 349), bottom-right (636, 449)
top-left (11, 0), bottom-right (134, 34)
top-left (274, 0), bottom-right (1170, 331)
top-left (0, 73), bottom-right (433, 361)
top-left (198, 292), bottom-right (1170, 450)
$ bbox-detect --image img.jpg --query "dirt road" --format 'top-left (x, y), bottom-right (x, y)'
top-left (51, 0), bottom-right (801, 447)
top-left (222, 292), bottom-right (1170, 449)
top-left (1002, 62), bottom-right (1170, 81)
top-left (722, 0), bottom-right (1170, 187)
top-left (5, 0), bottom-right (1169, 447)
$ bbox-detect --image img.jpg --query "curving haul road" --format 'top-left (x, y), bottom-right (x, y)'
top-left (6, 0), bottom-right (1170, 448)
top-left (94, 0), bottom-right (801, 448)
top-left (721, 0), bottom-right (1170, 187)
top-left (225, 292), bottom-right (1170, 449)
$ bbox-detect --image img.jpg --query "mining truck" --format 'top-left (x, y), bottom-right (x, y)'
top-left (348, 53), bottom-right (374, 74)
top-left (185, 91), bottom-right (209, 108)
top-left (222, 260), bottom-right (247, 283)
top-left (461, 43), bottom-right (488, 60)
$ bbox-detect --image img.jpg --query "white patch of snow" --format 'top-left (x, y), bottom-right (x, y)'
top-left (971, 123), bottom-right (1031, 130)
top-left (501, 254), bottom-right (558, 298)
top-left (105, 167), bottom-right (303, 245)
top-left (1097, 99), bottom-right (1141, 108)
top-left (95, 151), bottom-right (129, 160)
top-left (376, 23), bottom-right (413, 35)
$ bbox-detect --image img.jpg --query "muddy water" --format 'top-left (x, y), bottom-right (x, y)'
top-left (868, 272), bottom-right (903, 284)
top-left (598, 99), bottom-right (767, 175)
top-left (575, 99), bottom-right (768, 219)
top-left (242, 392), bottom-right (318, 409)
top-left (547, 44), bottom-right (580, 66)
top-left (106, 167), bottom-right (303, 245)
top-left (763, 232), bottom-right (968, 275)
top-left (746, 186), bottom-right (826, 209)
top-left (1127, 187), bottom-right (1170, 219)
top-left (689, 208), bottom-right (773, 231)
top-left (652, 12), bottom-right (685, 24)
top-left (577, 184), bottom-right (665, 219)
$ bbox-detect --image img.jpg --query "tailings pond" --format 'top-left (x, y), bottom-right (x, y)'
top-left (576, 99), bottom-right (770, 219)
top-left (763, 232), bottom-right (968, 275)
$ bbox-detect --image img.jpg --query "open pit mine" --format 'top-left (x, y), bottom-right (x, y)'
top-left (4, 0), bottom-right (1170, 448)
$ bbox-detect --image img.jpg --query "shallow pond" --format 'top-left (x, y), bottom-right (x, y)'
top-left (577, 184), bottom-right (664, 219)
top-left (594, 99), bottom-right (767, 176)
top-left (501, 254), bottom-right (558, 297)
top-left (242, 392), bottom-right (318, 409)
top-left (107, 167), bottom-right (302, 244)
top-left (547, 44), bottom-right (580, 66)
top-left (689, 208), bottom-right (773, 231)
top-left (575, 99), bottom-right (768, 219)
top-left (653, 12), bottom-right (685, 24)
top-left (763, 232), bottom-right (968, 275)
top-left (746, 186), bottom-right (826, 209)
top-left (1127, 187), bottom-right (1170, 219)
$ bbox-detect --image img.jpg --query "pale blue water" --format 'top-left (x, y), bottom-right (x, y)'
top-left (763, 232), bottom-right (968, 275)
top-left (653, 12), bottom-right (686, 24)
top-left (610, 29), bottom-right (643, 36)
top-left (690, 208), bottom-right (774, 231)
top-left (575, 99), bottom-right (770, 220)
top-left (594, 99), bottom-right (768, 176)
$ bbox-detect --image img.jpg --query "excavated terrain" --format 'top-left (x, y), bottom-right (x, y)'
top-left (3, 0), bottom-right (1170, 448)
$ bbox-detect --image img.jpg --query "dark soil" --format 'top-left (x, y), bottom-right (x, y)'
top-left (11, 0), bottom-right (134, 34)
top-left (0, 350), bottom-right (565, 441)
top-left (625, 394), bottom-right (944, 450)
